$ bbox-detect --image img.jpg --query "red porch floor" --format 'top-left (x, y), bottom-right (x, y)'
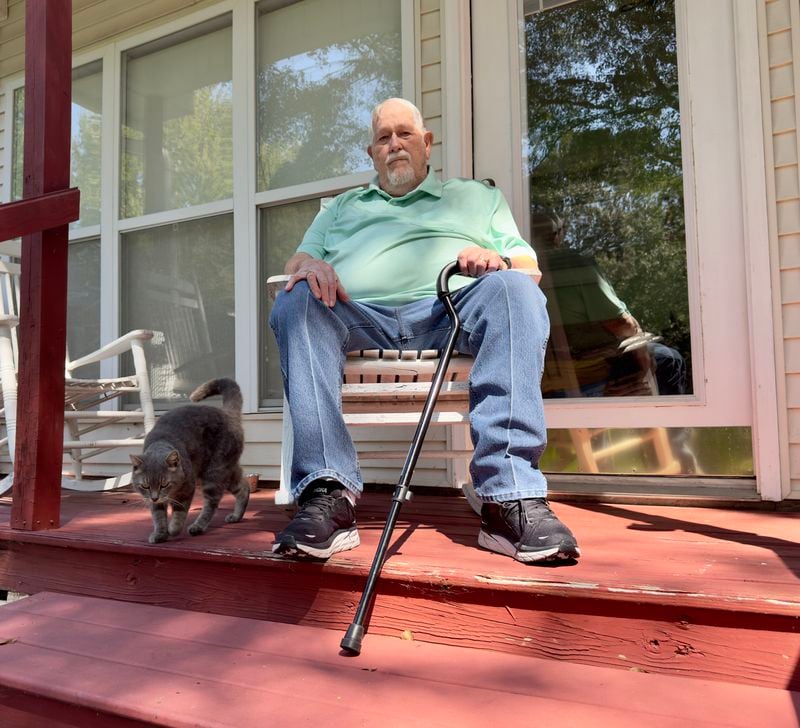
top-left (0, 591), bottom-right (797, 728)
top-left (1, 488), bottom-right (799, 692)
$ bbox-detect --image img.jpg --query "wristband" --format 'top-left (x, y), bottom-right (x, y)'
top-left (500, 256), bottom-right (512, 270)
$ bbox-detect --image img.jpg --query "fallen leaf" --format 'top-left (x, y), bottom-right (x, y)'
top-left (401, 629), bottom-right (414, 641)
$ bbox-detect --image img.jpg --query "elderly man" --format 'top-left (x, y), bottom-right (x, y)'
top-left (269, 98), bottom-right (580, 564)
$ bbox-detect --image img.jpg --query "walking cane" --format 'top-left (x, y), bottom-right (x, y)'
top-left (340, 260), bottom-right (463, 655)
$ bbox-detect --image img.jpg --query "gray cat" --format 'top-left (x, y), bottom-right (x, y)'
top-left (130, 378), bottom-right (248, 544)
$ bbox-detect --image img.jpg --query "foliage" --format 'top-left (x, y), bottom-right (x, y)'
top-left (120, 83), bottom-right (233, 218)
top-left (256, 31), bottom-right (402, 191)
top-left (525, 0), bottom-right (691, 365)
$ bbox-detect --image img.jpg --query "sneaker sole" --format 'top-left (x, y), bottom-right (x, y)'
top-left (478, 529), bottom-right (580, 563)
top-left (272, 527), bottom-right (360, 559)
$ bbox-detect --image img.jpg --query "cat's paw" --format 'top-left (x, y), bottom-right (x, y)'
top-left (225, 513), bottom-right (243, 523)
top-left (187, 523), bottom-right (206, 536)
top-left (148, 532), bottom-right (168, 544)
top-left (168, 524), bottom-right (184, 537)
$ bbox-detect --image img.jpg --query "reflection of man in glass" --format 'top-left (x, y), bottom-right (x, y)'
top-left (269, 98), bottom-right (580, 564)
top-left (533, 211), bottom-right (687, 399)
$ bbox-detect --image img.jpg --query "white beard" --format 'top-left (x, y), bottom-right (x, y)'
top-left (386, 165), bottom-right (416, 190)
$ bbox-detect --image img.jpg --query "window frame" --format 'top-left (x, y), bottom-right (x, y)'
top-left (1, 0), bottom-right (415, 413)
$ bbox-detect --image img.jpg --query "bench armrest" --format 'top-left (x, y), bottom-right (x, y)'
top-left (66, 329), bottom-right (155, 371)
top-left (266, 269), bottom-right (541, 302)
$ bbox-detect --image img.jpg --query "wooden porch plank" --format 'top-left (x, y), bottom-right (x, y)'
top-left (2, 492), bottom-right (798, 612)
top-left (0, 592), bottom-right (796, 727)
top-left (1, 492), bottom-right (799, 690)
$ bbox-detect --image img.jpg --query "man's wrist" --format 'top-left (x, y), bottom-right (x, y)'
top-left (500, 255), bottom-right (512, 270)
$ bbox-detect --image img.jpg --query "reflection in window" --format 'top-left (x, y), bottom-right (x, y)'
top-left (121, 215), bottom-right (235, 406)
top-left (121, 16), bottom-right (233, 218)
top-left (67, 238), bottom-right (101, 378)
top-left (71, 62), bottom-right (103, 227)
top-left (259, 198), bottom-right (324, 405)
top-left (541, 426), bottom-right (753, 478)
top-left (523, 0), bottom-right (691, 398)
top-left (255, 0), bottom-right (402, 191)
top-left (11, 61), bottom-right (103, 229)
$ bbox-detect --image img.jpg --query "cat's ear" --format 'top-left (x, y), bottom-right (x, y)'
top-left (129, 454), bottom-right (143, 470)
top-left (165, 450), bottom-right (180, 470)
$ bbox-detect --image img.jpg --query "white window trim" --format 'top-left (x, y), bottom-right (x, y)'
top-left (2, 0), bottom-right (416, 414)
top-left (471, 0), bottom-right (762, 432)
top-left (252, 0), bottom-right (416, 410)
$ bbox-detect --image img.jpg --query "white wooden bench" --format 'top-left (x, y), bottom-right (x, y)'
top-left (266, 267), bottom-right (683, 506)
top-left (266, 271), bottom-right (541, 509)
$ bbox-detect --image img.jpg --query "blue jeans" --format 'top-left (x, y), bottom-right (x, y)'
top-left (269, 271), bottom-right (551, 503)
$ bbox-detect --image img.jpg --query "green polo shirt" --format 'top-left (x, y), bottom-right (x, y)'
top-left (296, 169), bottom-right (536, 305)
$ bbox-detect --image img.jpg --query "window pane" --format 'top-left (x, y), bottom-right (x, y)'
top-left (121, 215), bottom-right (235, 407)
top-left (259, 198), bottom-right (324, 404)
top-left (541, 426), bottom-right (753, 478)
top-left (255, 0), bottom-right (402, 191)
top-left (12, 63), bottom-right (103, 229)
top-left (67, 238), bottom-right (101, 378)
top-left (523, 0), bottom-right (692, 399)
top-left (71, 61), bottom-right (103, 228)
top-left (121, 16), bottom-right (233, 218)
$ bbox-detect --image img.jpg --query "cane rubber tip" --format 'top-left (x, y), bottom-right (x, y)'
top-left (340, 624), bottom-right (365, 655)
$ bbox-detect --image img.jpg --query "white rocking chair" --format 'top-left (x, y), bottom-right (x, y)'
top-left (0, 259), bottom-right (157, 495)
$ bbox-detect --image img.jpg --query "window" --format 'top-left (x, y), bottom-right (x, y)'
top-left (6, 2), bottom-right (409, 412)
top-left (121, 216), bottom-right (235, 404)
top-left (259, 198), bottom-right (324, 405)
top-left (121, 15), bottom-right (233, 218)
top-left (12, 61), bottom-right (103, 228)
top-left (255, 0), bottom-right (404, 405)
top-left (119, 15), bottom-right (235, 406)
top-left (10, 61), bottom-right (103, 375)
top-left (67, 238), bottom-right (101, 378)
top-left (255, 0), bottom-right (402, 191)
top-left (522, 0), bottom-right (691, 400)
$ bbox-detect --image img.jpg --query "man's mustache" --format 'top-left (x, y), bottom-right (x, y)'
top-left (386, 151), bottom-right (411, 164)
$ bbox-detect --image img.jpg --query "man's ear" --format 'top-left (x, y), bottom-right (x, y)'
top-left (367, 144), bottom-right (374, 161)
top-left (424, 130), bottom-right (433, 159)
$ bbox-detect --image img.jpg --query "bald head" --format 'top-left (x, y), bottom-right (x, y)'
top-left (371, 98), bottom-right (426, 135)
top-left (368, 98), bottom-right (433, 197)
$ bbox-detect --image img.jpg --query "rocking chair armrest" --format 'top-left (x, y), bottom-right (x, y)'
top-left (266, 269), bottom-right (541, 303)
top-left (0, 314), bottom-right (19, 328)
top-left (266, 274), bottom-right (292, 302)
top-left (66, 329), bottom-right (155, 371)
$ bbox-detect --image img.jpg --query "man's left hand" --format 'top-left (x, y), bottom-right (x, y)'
top-left (457, 247), bottom-right (508, 277)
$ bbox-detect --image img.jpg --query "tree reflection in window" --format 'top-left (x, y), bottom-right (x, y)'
top-left (525, 0), bottom-right (691, 397)
top-left (256, 0), bottom-right (402, 191)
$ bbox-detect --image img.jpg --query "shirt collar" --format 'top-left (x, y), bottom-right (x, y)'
top-left (366, 167), bottom-right (443, 201)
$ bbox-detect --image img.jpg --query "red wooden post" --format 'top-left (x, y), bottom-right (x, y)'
top-left (10, 0), bottom-right (73, 530)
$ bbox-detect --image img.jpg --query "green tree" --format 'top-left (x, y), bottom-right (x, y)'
top-left (525, 0), bottom-right (691, 371)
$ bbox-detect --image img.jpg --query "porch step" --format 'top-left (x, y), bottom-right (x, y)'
top-left (1, 490), bottom-right (799, 692)
top-left (0, 592), bottom-right (796, 728)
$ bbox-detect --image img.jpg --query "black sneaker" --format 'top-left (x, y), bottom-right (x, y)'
top-left (479, 498), bottom-right (580, 563)
top-left (272, 480), bottom-right (359, 559)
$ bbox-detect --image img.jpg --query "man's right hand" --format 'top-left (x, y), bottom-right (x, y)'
top-left (285, 257), bottom-right (349, 308)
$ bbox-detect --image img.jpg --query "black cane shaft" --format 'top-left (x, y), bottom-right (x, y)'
top-left (341, 262), bottom-right (463, 655)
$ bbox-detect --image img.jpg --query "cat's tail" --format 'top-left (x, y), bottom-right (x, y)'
top-left (190, 378), bottom-right (243, 416)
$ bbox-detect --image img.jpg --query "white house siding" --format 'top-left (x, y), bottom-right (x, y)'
top-left (0, 0), bottom-right (456, 489)
top-left (762, 0), bottom-right (800, 498)
top-left (418, 0), bottom-right (443, 173)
